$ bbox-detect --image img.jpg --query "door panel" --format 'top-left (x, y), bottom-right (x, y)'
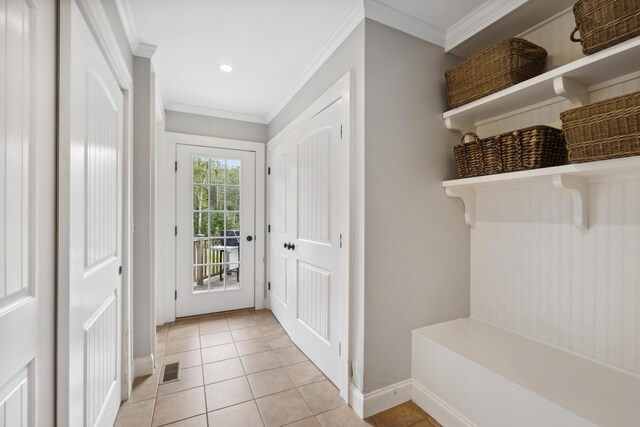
top-left (0, 0), bottom-right (55, 425)
top-left (176, 145), bottom-right (256, 317)
top-left (58, 2), bottom-right (123, 425)
top-left (268, 145), bottom-right (291, 329)
top-left (268, 100), bottom-right (346, 387)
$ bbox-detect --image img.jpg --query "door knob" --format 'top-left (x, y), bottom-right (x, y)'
top-left (283, 243), bottom-right (288, 249)
top-left (287, 243), bottom-right (296, 250)
top-left (246, 235), bottom-right (253, 242)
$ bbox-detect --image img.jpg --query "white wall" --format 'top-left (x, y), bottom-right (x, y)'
top-left (363, 20), bottom-right (470, 393)
top-left (267, 21), bottom-right (367, 391)
top-left (165, 110), bottom-right (268, 143)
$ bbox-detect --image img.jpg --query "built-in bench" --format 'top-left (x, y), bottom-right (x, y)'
top-left (412, 318), bottom-right (640, 427)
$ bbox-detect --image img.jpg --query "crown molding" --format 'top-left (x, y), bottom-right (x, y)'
top-left (136, 42), bottom-right (157, 58)
top-left (364, 0), bottom-right (446, 46)
top-left (445, 0), bottom-right (529, 52)
top-left (114, 0), bottom-right (139, 54)
top-left (265, 0), bottom-right (365, 123)
top-left (166, 103), bottom-right (269, 125)
top-left (76, 0), bottom-right (132, 88)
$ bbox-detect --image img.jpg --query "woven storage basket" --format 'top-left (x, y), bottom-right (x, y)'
top-left (571, 0), bottom-right (640, 55)
top-left (445, 38), bottom-right (547, 109)
top-left (560, 91), bottom-right (640, 163)
top-left (454, 126), bottom-right (567, 178)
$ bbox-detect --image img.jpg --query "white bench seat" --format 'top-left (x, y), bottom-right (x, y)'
top-left (411, 318), bottom-right (640, 427)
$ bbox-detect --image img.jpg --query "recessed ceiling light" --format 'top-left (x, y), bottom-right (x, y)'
top-left (219, 64), bottom-right (233, 73)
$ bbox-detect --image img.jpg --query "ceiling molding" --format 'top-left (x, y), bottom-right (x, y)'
top-left (166, 103), bottom-right (269, 125)
top-left (114, 0), bottom-right (140, 54)
top-left (76, 0), bottom-right (132, 89)
top-left (136, 42), bottom-right (157, 58)
top-left (114, 0), bottom-right (159, 58)
top-left (445, 0), bottom-right (529, 52)
top-left (363, 0), bottom-right (446, 47)
top-left (265, 0), bottom-right (365, 123)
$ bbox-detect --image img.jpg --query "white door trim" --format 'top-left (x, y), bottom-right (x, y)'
top-left (267, 72), bottom-right (352, 401)
top-left (158, 133), bottom-right (266, 324)
top-left (59, 0), bottom-right (135, 402)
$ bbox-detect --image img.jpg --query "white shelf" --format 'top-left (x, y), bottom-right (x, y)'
top-left (443, 36), bottom-right (640, 133)
top-left (443, 155), bottom-right (640, 230)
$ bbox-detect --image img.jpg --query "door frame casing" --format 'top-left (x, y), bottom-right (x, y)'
top-left (158, 132), bottom-right (266, 324)
top-left (57, 0), bottom-right (135, 410)
top-left (266, 72), bottom-right (352, 401)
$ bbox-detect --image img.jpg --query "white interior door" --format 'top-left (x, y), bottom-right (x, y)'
top-left (58, 1), bottom-right (124, 425)
top-left (176, 145), bottom-right (256, 317)
top-left (269, 99), bottom-right (347, 388)
top-left (0, 0), bottom-right (56, 425)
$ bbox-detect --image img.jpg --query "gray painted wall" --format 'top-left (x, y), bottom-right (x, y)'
top-left (363, 20), bottom-right (469, 392)
top-left (165, 110), bottom-right (268, 143)
top-left (267, 22), bottom-right (367, 392)
top-left (132, 56), bottom-right (156, 361)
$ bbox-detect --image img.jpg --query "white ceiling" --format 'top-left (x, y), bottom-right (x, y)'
top-left (119, 0), bottom-right (531, 123)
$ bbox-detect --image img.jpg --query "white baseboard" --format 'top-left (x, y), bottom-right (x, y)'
top-left (412, 380), bottom-right (476, 427)
top-left (349, 384), bottom-right (364, 417)
top-left (349, 379), bottom-right (413, 419)
top-left (133, 354), bottom-right (155, 378)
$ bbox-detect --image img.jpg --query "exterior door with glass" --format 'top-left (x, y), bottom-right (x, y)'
top-left (176, 145), bottom-right (256, 316)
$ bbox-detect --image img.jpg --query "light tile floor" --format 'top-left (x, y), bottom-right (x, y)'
top-left (115, 309), bottom-right (439, 427)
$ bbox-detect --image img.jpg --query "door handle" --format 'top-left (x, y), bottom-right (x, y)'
top-left (286, 243), bottom-right (296, 251)
top-left (246, 235), bottom-right (253, 242)
top-left (283, 243), bottom-right (288, 249)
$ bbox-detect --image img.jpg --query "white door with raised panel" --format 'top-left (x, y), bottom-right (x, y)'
top-left (0, 0), bottom-right (56, 425)
top-left (176, 145), bottom-right (256, 317)
top-left (58, 1), bottom-right (124, 426)
top-left (269, 99), bottom-right (347, 388)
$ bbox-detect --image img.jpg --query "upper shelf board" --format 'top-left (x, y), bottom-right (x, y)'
top-left (443, 36), bottom-right (640, 133)
top-left (443, 155), bottom-right (640, 230)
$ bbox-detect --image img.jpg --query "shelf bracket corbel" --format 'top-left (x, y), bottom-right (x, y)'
top-left (444, 116), bottom-right (474, 135)
top-left (552, 174), bottom-right (589, 230)
top-left (445, 187), bottom-right (476, 226)
top-left (553, 76), bottom-right (589, 108)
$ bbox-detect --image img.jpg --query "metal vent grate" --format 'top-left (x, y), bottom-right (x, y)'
top-left (160, 362), bottom-right (181, 384)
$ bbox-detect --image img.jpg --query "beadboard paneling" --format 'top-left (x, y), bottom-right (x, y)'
top-left (84, 293), bottom-right (118, 427)
top-left (298, 127), bottom-right (331, 243)
top-left (471, 178), bottom-right (640, 376)
top-left (0, 0), bottom-right (32, 307)
top-left (0, 366), bottom-right (29, 427)
top-left (85, 69), bottom-right (119, 269)
top-left (297, 261), bottom-right (330, 341)
top-left (519, 9), bottom-right (584, 71)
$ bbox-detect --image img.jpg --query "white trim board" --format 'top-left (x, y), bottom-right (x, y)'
top-left (166, 103), bottom-right (269, 125)
top-left (349, 380), bottom-right (413, 419)
top-left (157, 133), bottom-right (266, 325)
top-left (445, 0), bottom-right (529, 52)
top-left (412, 380), bottom-right (476, 427)
top-left (363, 0), bottom-right (445, 46)
top-left (133, 355), bottom-right (154, 378)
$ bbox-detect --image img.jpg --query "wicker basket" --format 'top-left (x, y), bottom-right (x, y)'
top-left (571, 0), bottom-right (640, 55)
top-left (454, 126), bottom-right (567, 178)
top-left (445, 39), bottom-right (547, 109)
top-left (560, 91), bottom-right (640, 163)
